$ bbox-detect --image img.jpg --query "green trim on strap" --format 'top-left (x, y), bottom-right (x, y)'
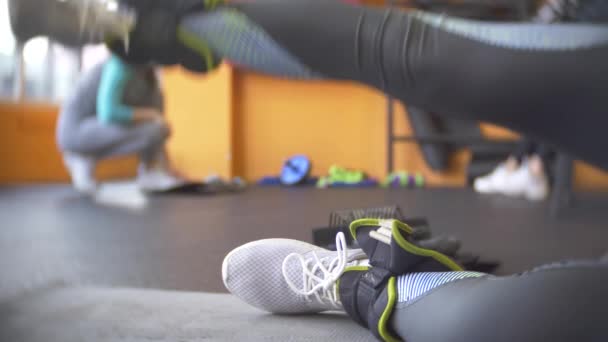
top-left (343, 265), bottom-right (372, 272)
top-left (349, 218), bottom-right (463, 271)
top-left (349, 218), bottom-right (409, 240)
top-left (390, 220), bottom-right (463, 271)
top-left (378, 276), bottom-right (399, 342)
top-left (177, 26), bottom-right (217, 70)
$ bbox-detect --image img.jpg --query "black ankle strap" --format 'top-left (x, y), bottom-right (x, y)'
top-left (350, 219), bottom-right (463, 274)
top-left (339, 267), bottom-right (399, 341)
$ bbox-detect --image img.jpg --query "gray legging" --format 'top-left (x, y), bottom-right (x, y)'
top-left (11, 0), bottom-right (608, 169)
top-left (389, 261), bottom-right (608, 342)
top-left (177, 1), bottom-right (608, 170)
top-left (56, 60), bottom-right (168, 164)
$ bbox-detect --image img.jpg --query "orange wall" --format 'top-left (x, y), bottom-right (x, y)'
top-left (2, 64), bottom-right (608, 191)
top-left (234, 72), bottom-right (471, 186)
top-left (232, 71), bottom-right (608, 189)
top-left (233, 74), bottom-right (387, 181)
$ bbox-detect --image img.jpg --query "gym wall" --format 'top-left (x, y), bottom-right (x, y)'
top-left (163, 64), bottom-right (234, 180)
top-left (1, 63), bottom-right (608, 191)
top-left (0, 101), bottom-right (137, 183)
top-left (230, 72), bottom-right (470, 186)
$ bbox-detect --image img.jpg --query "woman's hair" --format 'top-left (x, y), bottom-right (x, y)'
top-left (140, 66), bottom-right (158, 88)
top-left (117, 53), bottom-right (159, 88)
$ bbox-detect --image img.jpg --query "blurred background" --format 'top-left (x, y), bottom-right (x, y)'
top-left (0, 0), bottom-right (607, 337)
top-left (1, 0), bottom-right (607, 191)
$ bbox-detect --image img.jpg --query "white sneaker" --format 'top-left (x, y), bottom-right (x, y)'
top-left (473, 164), bottom-right (511, 194)
top-left (136, 167), bottom-right (186, 192)
top-left (63, 152), bottom-right (97, 195)
top-left (222, 233), bottom-right (368, 314)
top-left (503, 163), bottom-right (549, 201)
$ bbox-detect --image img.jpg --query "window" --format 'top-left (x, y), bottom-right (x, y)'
top-left (22, 37), bottom-right (50, 100)
top-left (82, 45), bottom-right (110, 72)
top-left (0, 0), bottom-right (17, 99)
top-left (50, 44), bottom-right (81, 101)
top-left (23, 38), bottom-right (81, 102)
top-left (0, 0), bottom-right (97, 103)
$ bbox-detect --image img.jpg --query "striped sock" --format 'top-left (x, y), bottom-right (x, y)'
top-left (396, 271), bottom-right (486, 303)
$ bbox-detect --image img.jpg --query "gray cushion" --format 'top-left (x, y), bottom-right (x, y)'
top-left (1, 286), bottom-right (375, 342)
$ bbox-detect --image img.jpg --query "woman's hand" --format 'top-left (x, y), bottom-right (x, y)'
top-left (133, 108), bottom-right (164, 123)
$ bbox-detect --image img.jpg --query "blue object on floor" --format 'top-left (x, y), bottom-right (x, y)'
top-left (258, 176), bottom-right (318, 186)
top-left (280, 155), bottom-right (312, 185)
top-left (257, 176), bottom-right (282, 185)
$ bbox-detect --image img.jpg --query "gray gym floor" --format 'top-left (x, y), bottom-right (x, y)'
top-left (1, 184), bottom-right (607, 296)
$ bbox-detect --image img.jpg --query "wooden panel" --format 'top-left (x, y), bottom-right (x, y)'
top-left (163, 64), bottom-right (234, 179)
top-left (0, 101), bottom-right (137, 184)
top-left (232, 72), bottom-right (467, 186)
top-left (393, 100), bottom-right (470, 187)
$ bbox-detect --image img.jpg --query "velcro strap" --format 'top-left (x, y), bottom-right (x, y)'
top-left (339, 268), bottom-right (391, 326)
top-left (339, 269), bottom-right (368, 327)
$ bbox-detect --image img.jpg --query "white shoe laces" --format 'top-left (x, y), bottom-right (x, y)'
top-left (281, 232), bottom-right (349, 309)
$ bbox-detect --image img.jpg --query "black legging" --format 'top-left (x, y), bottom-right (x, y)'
top-left (176, 0), bottom-right (608, 170)
top-left (513, 138), bottom-right (556, 176)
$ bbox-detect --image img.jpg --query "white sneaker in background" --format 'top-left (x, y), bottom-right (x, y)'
top-left (503, 162), bottom-right (550, 201)
top-left (63, 152), bottom-right (97, 195)
top-left (136, 167), bottom-right (186, 192)
top-left (473, 164), bottom-right (511, 194)
top-left (94, 181), bottom-right (148, 211)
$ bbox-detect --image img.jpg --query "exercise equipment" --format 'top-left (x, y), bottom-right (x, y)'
top-left (382, 171), bottom-right (425, 188)
top-left (313, 205), bottom-right (429, 249)
top-left (311, 205), bottom-right (499, 273)
top-left (146, 181), bottom-right (209, 195)
top-left (148, 177), bottom-right (245, 195)
top-left (316, 165), bottom-right (377, 188)
top-left (338, 218), bottom-right (608, 342)
top-left (280, 155), bottom-right (312, 186)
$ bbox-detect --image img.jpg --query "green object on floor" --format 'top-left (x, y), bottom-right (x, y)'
top-left (382, 171), bottom-right (425, 188)
top-left (317, 165), bottom-right (366, 188)
top-left (317, 177), bottom-right (330, 188)
top-left (329, 165), bottom-right (365, 183)
top-left (382, 171), bottom-right (408, 187)
top-left (415, 173), bottom-right (425, 187)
